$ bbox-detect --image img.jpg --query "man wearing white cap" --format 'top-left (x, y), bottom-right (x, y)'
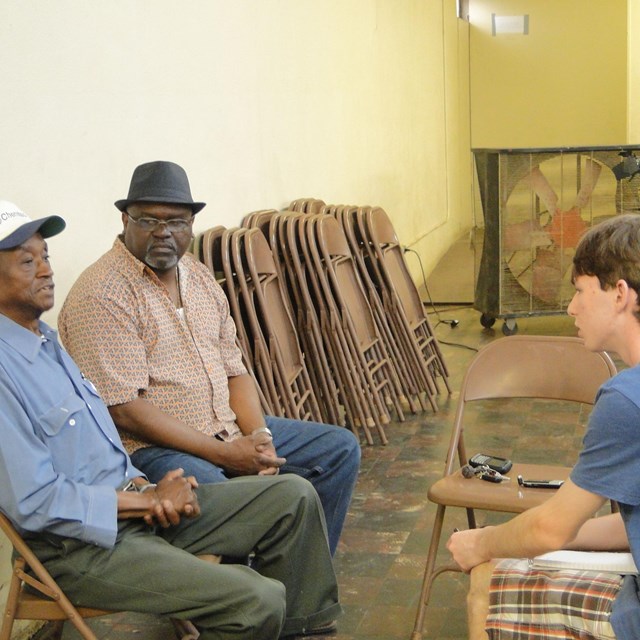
top-left (0, 201), bottom-right (342, 638)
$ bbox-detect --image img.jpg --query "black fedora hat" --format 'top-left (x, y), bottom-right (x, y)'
top-left (115, 161), bottom-right (206, 213)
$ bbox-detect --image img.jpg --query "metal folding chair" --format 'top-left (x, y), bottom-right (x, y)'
top-left (240, 228), bottom-right (322, 421)
top-left (411, 335), bottom-right (617, 640)
top-left (0, 513), bottom-right (199, 640)
top-left (332, 205), bottom-right (426, 414)
top-left (197, 226), bottom-right (274, 415)
top-left (359, 206), bottom-right (451, 407)
top-left (311, 214), bottom-right (407, 435)
top-left (275, 212), bottom-right (344, 427)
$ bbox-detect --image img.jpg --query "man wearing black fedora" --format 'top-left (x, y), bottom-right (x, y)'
top-left (59, 160), bottom-right (360, 560)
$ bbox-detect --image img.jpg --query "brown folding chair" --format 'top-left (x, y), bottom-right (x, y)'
top-left (276, 212), bottom-right (344, 427)
top-left (298, 215), bottom-right (380, 444)
top-left (0, 513), bottom-right (199, 640)
top-left (288, 198), bottom-right (326, 213)
top-left (333, 205), bottom-right (425, 414)
top-left (240, 209), bottom-right (279, 229)
top-left (241, 228), bottom-right (323, 422)
top-left (311, 214), bottom-right (407, 434)
top-left (410, 335), bottom-right (617, 640)
top-left (197, 225), bottom-right (274, 415)
top-left (360, 206), bottom-right (451, 407)
top-left (229, 227), bottom-right (286, 417)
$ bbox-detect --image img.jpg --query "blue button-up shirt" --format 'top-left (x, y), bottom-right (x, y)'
top-left (0, 314), bottom-right (143, 548)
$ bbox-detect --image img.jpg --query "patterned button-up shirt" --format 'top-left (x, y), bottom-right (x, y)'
top-left (59, 237), bottom-right (246, 453)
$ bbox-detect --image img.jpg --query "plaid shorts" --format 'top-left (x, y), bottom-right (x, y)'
top-left (487, 558), bottom-right (623, 639)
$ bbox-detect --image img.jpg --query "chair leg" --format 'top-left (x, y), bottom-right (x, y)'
top-left (0, 566), bottom-right (22, 640)
top-left (411, 504), bottom-right (447, 640)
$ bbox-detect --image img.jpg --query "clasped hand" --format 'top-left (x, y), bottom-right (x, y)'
top-left (221, 431), bottom-right (286, 477)
top-left (144, 468), bottom-right (200, 527)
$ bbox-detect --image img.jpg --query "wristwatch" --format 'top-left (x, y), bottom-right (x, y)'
top-left (121, 479), bottom-right (157, 493)
top-left (252, 426), bottom-right (273, 437)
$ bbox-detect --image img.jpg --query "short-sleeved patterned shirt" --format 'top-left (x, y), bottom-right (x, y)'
top-left (58, 237), bottom-right (246, 453)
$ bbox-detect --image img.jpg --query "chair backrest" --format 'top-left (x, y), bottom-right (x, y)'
top-left (461, 335), bottom-right (616, 404)
top-left (242, 228), bottom-right (322, 421)
top-left (312, 214), bottom-right (378, 349)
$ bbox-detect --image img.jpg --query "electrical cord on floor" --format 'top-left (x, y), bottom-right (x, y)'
top-left (402, 246), bottom-right (462, 327)
top-left (403, 246), bottom-right (478, 352)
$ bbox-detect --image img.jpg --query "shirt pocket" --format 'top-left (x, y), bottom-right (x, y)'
top-left (38, 392), bottom-right (86, 436)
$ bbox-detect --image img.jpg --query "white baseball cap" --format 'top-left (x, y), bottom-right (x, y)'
top-left (0, 201), bottom-right (66, 250)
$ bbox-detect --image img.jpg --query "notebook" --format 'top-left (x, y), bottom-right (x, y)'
top-left (529, 550), bottom-right (638, 575)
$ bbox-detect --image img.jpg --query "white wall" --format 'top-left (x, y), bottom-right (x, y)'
top-left (0, 0), bottom-right (470, 324)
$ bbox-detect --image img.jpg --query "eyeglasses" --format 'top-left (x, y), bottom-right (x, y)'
top-left (126, 213), bottom-right (194, 233)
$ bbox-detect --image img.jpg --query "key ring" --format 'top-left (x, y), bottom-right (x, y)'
top-left (461, 463), bottom-right (510, 483)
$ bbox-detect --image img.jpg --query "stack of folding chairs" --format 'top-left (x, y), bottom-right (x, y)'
top-left (290, 199), bottom-right (451, 409)
top-left (195, 225), bottom-right (322, 423)
top-left (340, 205), bottom-right (451, 405)
top-left (193, 199), bottom-right (450, 446)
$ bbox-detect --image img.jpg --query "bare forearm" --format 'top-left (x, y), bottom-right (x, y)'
top-left (109, 398), bottom-right (224, 463)
top-left (479, 488), bottom-right (608, 560)
top-left (447, 480), bottom-right (608, 571)
top-left (476, 510), bottom-right (578, 562)
top-left (228, 374), bottom-right (266, 435)
top-left (110, 396), bottom-right (284, 476)
top-left (566, 512), bottom-right (629, 551)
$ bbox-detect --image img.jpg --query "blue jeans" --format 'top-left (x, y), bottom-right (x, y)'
top-left (130, 417), bottom-right (361, 556)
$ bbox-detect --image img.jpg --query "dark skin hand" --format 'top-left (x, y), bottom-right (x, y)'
top-left (222, 430), bottom-right (285, 477)
top-left (109, 397), bottom-right (285, 476)
top-left (227, 373), bottom-right (283, 475)
top-left (117, 468), bottom-right (201, 527)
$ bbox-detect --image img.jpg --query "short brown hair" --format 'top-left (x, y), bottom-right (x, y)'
top-left (573, 214), bottom-right (640, 298)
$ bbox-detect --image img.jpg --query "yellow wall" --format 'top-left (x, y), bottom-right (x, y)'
top-left (469, 0), bottom-right (628, 148)
top-left (629, 0), bottom-right (640, 142)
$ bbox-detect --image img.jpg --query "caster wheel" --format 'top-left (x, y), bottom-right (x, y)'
top-left (480, 313), bottom-right (496, 329)
top-left (502, 319), bottom-right (518, 336)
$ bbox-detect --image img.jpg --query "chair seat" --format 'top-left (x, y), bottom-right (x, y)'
top-left (428, 463), bottom-right (572, 513)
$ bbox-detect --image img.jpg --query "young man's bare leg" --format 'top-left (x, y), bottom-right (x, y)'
top-left (467, 561), bottom-right (496, 640)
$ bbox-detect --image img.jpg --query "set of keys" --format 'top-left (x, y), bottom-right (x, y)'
top-left (461, 463), bottom-right (510, 483)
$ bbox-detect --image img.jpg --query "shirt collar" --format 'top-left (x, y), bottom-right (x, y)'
top-left (0, 314), bottom-right (57, 363)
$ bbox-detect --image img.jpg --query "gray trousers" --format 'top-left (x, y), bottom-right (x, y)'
top-left (27, 475), bottom-right (341, 639)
